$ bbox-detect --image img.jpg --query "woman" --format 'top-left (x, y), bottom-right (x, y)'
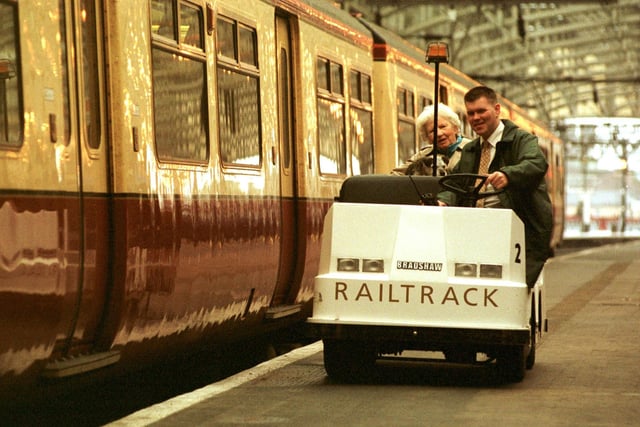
top-left (391, 103), bottom-right (469, 176)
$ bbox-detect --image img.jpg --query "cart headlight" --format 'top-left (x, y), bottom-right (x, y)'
top-left (363, 258), bottom-right (384, 273)
top-left (455, 263), bottom-right (477, 277)
top-left (336, 258), bottom-right (385, 273)
top-left (337, 258), bottom-right (359, 272)
top-left (480, 264), bottom-right (502, 279)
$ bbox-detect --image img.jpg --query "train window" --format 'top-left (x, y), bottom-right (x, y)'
top-left (216, 17), bottom-right (235, 58)
top-left (180, 3), bottom-right (203, 49)
top-left (330, 63), bottom-right (343, 96)
top-left (216, 16), bottom-right (261, 167)
top-left (418, 96), bottom-right (432, 112)
top-left (317, 58), bottom-right (329, 91)
top-left (350, 108), bottom-right (373, 175)
top-left (397, 89), bottom-right (406, 115)
top-left (439, 85), bottom-right (449, 105)
top-left (349, 70), bottom-right (370, 104)
top-left (215, 17), bottom-right (258, 67)
top-left (396, 88), bottom-right (416, 167)
top-left (349, 70), bottom-right (374, 175)
top-left (317, 58), bottom-right (343, 96)
top-left (80, 0), bottom-right (103, 150)
top-left (351, 73), bottom-right (372, 105)
top-left (407, 91), bottom-right (415, 117)
top-left (0, 2), bottom-right (22, 148)
top-left (151, 0), bottom-right (176, 41)
top-left (238, 25), bottom-right (257, 67)
top-left (316, 57), bottom-right (346, 175)
top-left (397, 121), bottom-right (416, 166)
top-left (58, 0), bottom-right (71, 145)
top-left (317, 98), bottom-right (346, 175)
top-left (362, 74), bottom-right (371, 104)
top-left (151, 1), bottom-right (208, 163)
top-left (349, 71), bottom-right (358, 100)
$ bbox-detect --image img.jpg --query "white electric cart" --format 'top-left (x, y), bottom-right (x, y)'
top-left (307, 174), bottom-right (547, 383)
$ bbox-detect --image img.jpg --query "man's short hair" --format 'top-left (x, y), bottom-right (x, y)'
top-left (464, 86), bottom-right (498, 104)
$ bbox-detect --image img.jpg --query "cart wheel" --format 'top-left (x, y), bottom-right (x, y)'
top-left (526, 312), bottom-right (537, 370)
top-left (323, 339), bottom-right (376, 383)
top-left (526, 341), bottom-right (536, 370)
top-left (497, 345), bottom-right (526, 383)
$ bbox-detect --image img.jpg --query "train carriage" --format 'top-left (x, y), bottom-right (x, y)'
top-left (0, 0), bottom-right (563, 398)
top-left (0, 0), bottom-right (369, 397)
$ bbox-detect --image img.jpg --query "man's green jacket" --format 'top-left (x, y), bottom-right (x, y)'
top-left (438, 119), bottom-right (554, 287)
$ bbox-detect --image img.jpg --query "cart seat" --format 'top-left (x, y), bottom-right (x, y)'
top-left (338, 175), bottom-right (441, 205)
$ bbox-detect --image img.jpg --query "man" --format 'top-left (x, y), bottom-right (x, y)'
top-left (438, 86), bottom-right (553, 287)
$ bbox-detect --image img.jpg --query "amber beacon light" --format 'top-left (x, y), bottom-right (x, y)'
top-left (426, 42), bottom-right (449, 64)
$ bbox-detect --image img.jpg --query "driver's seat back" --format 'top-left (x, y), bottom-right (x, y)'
top-left (338, 175), bottom-right (441, 205)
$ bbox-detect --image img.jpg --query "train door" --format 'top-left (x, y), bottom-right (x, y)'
top-left (44, 0), bottom-right (116, 376)
top-left (267, 14), bottom-right (301, 318)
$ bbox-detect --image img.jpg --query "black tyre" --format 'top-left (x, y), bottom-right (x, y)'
top-left (526, 318), bottom-right (536, 370)
top-left (526, 296), bottom-right (537, 370)
top-left (526, 341), bottom-right (536, 370)
top-left (497, 345), bottom-right (526, 383)
top-left (322, 339), bottom-right (376, 383)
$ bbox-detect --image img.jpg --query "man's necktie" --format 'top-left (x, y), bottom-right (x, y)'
top-left (476, 140), bottom-right (491, 207)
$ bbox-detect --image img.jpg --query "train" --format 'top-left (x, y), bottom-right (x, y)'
top-left (0, 0), bottom-right (564, 398)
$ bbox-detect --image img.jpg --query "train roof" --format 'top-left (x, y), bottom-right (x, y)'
top-left (277, 0), bottom-right (373, 46)
top-left (358, 18), bottom-right (424, 63)
top-left (358, 18), bottom-right (480, 89)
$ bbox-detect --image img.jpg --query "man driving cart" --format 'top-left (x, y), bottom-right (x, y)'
top-left (438, 86), bottom-right (554, 287)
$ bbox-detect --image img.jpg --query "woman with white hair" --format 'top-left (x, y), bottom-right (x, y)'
top-left (391, 103), bottom-right (469, 176)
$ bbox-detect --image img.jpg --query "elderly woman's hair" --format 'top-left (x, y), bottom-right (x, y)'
top-left (416, 103), bottom-right (461, 142)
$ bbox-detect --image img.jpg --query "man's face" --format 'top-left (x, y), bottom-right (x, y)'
top-left (465, 97), bottom-right (501, 140)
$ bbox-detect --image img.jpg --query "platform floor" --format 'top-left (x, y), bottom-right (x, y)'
top-left (109, 240), bottom-right (640, 427)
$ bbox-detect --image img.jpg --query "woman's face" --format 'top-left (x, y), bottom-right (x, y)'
top-left (425, 118), bottom-right (458, 151)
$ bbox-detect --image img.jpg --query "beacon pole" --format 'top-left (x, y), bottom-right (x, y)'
top-left (425, 42), bottom-right (449, 177)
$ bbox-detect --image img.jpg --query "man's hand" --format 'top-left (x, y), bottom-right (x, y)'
top-left (485, 171), bottom-right (508, 189)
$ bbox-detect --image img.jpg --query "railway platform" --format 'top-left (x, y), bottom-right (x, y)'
top-left (109, 239), bottom-right (640, 427)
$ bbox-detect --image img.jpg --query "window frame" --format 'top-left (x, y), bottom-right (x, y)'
top-left (396, 86), bottom-right (417, 166)
top-left (215, 13), bottom-right (263, 170)
top-left (150, 0), bottom-right (210, 165)
top-left (348, 68), bottom-right (374, 175)
top-left (0, 1), bottom-right (24, 150)
top-left (316, 55), bottom-right (347, 176)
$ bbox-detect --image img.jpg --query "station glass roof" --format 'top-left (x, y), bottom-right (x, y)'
top-left (339, 0), bottom-right (640, 125)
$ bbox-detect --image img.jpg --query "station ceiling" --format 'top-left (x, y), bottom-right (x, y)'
top-left (339, 0), bottom-right (640, 126)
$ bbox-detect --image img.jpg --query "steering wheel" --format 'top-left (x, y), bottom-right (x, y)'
top-left (439, 173), bottom-right (504, 207)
